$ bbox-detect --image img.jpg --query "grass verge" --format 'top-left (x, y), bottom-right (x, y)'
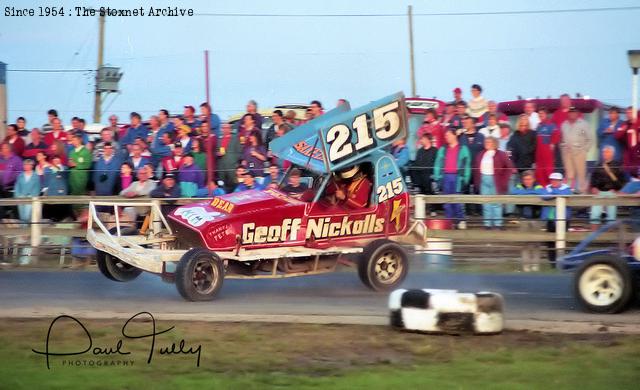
top-left (1, 318), bottom-right (639, 389)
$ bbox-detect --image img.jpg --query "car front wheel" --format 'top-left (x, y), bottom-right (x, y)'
top-left (175, 249), bottom-right (224, 301)
top-left (574, 255), bottom-right (633, 314)
top-left (358, 240), bottom-right (408, 292)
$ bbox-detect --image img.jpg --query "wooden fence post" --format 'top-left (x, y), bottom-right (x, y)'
top-left (414, 195), bottom-right (426, 220)
top-left (30, 197), bottom-right (42, 248)
top-left (555, 196), bottom-right (567, 259)
top-left (151, 199), bottom-right (162, 238)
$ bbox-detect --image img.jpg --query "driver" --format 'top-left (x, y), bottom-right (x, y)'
top-left (333, 165), bottom-right (372, 209)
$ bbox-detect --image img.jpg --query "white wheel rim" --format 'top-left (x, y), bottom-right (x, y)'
top-left (578, 264), bottom-right (623, 307)
top-left (374, 250), bottom-right (403, 284)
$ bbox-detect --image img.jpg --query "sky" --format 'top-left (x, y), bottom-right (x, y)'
top-left (1, 0), bottom-right (640, 125)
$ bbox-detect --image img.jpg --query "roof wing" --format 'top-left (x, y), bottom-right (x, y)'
top-left (269, 103), bottom-right (352, 173)
top-left (270, 92), bottom-right (407, 173)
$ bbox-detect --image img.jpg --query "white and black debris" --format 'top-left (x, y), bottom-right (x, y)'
top-left (389, 289), bottom-right (504, 334)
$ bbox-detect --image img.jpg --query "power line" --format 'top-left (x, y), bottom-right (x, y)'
top-left (63, 24), bottom-right (96, 111)
top-left (101, 92), bottom-right (121, 115)
top-left (416, 5), bottom-right (640, 16)
top-left (7, 69), bottom-right (94, 73)
top-left (196, 6), bottom-right (640, 17)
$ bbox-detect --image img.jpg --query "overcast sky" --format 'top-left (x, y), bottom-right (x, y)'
top-left (2, 0), bottom-right (640, 124)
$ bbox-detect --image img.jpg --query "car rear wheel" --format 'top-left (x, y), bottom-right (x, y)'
top-left (358, 240), bottom-right (408, 292)
top-left (574, 255), bottom-right (633, 314)
top-left (96, 250), bottom-right (143, 282)
top-left (95, 227), bottom-right (143, 282)
top-left (96, 250), bottom-right (117, 281)
top-left (175, 248), bottom-right (224, 301)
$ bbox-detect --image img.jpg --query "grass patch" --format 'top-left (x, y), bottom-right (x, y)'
top-left (1, 318), bottom-right (639, 389)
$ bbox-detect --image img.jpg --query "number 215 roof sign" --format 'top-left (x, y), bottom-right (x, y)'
top-left (269, 92), bottom-right (408, 173)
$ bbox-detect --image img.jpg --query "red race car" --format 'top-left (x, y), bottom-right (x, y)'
top-left (86, 92), bottom-right (428, 301)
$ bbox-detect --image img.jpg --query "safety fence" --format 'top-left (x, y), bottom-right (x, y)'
top-left (413, 193), bottom-right (637, 243)
top-left (0, 195), bottom-right (638, 268)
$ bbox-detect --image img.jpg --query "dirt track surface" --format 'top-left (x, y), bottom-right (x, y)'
top-left (1, 269), bottom-right (638, 333)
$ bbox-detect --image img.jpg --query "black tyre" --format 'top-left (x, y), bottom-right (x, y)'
top-left (96, 250), bottom-right (117, 281)
top-left (574, 255), bottom-right (633, 314)
top-left (96, 250), bottom-right (143, 282)
top-left (358, 240), bottom-right (408, 292)
top-left (175, 248), bottom-right (224, 301)
top-left (95, 227), bottom-right (143, 282)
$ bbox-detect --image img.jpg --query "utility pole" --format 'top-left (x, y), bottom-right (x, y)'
top-left (408, 5), bottom-right (416, 97)
top-left (629, 50), bottom-right (640, 122)
top-left (204, 50), bottom-right (214, 185)
top-left (0, 62), bottom-right (6, 139)
top-left (204, 50), bottom-right (211, 106)
top-left (93, 14), bottom-right (105, 123)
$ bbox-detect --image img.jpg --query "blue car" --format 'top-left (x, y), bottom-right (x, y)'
top-left (559, 221), bottom-right (640, 313)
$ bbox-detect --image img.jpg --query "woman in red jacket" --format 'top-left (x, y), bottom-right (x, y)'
top-left (3, 124), bottom-right (25, 157)
top-left (474, 137), bottom-right (514, 229)
top-left (46, 140), bottom-right (68, 165)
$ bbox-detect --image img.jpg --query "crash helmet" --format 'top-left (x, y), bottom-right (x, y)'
top-left (340, 165), bottom-right (360, 179)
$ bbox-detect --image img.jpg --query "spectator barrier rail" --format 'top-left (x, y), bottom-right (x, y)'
top-left (412, 194), bottom-right (638, 259)
top-left (0, 195), bottom-right (637, 265)
top-left (0, 196), bottom-right (211, 249)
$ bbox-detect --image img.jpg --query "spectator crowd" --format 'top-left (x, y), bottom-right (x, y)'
top-left (1, 87), bottom-right (639, 235)
top-left (0, 100), bottom-right (324, 222)
top-left (408, 85), bottom-right (640, 232)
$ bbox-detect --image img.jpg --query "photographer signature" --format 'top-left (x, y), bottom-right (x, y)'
top-left (32, 312), bottom-right (202, 369)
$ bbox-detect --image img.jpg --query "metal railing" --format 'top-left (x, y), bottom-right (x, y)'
top-left (412, 194), bottom-right (638, 258)
top-left (0, 194), bottom-right (638, 260)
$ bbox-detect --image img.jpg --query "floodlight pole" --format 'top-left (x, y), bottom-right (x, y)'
top-left (93, 14), bottom-right (105, 123)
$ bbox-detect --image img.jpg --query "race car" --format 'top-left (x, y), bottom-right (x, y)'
top-left (559, 220), bottom-right (640, 313)
top-left (86, 92), bottom-right (428, 301)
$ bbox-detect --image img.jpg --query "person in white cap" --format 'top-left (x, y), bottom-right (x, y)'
top-left (541, 172), bottom-right (572, 267)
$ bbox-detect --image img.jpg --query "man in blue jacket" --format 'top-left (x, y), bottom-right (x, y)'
top-left (511, 170), bottom-right (544, 219)
top-left (234, 171), bottom-right (265, 192)
top-left (93, 142), bottom-right (121, 196)
top-left (150, 131), bottom-right (173, 168)
top-left (391, 138), bottom-right (410, 173)
top-left (121, 112), bottom-right (149, 148)
top-left (597, 106), bottom-right (625, 162)
top-left (511, 170), bottom-right (545, 270)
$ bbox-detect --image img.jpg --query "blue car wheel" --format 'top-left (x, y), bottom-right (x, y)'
top-left (574, 255), bottom-right (634, 313)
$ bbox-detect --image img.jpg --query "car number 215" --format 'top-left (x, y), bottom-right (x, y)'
top-left (325, 101), bottom-right (401, 162)
top-left (377, 178), bottom-right (403, 202)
